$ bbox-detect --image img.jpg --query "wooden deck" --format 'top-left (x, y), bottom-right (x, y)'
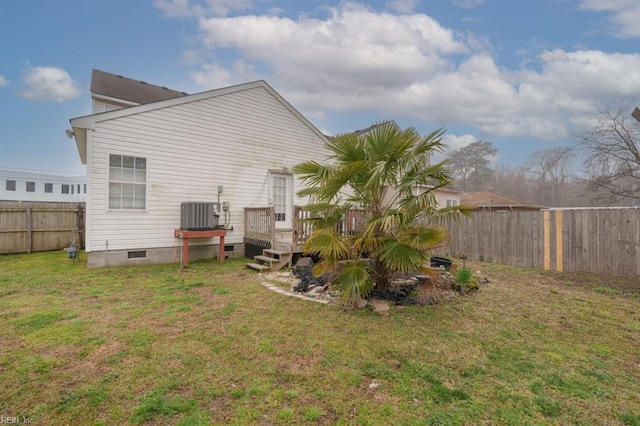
top-left (244, 206), bottom-right (366, 254)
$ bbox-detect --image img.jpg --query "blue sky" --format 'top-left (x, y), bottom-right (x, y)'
top-left (1, 0), bottom-right (639, 175)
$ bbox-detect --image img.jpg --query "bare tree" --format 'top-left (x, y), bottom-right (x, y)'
top-left (523, 147), bottom-right (574, 207)
top-left (492, 165), bottom-right (534, 202)
top-left (575, 101), bottom-right (640, 203)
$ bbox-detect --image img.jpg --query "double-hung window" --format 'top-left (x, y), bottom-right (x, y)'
top-left (109, 154), bottom-right (146, 210)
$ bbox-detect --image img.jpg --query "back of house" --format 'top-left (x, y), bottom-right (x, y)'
top-left (70, 70), bottom-right (328, 267)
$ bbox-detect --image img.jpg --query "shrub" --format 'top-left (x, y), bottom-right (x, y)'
top-left (455, 268), bottom-right (473, 284)
top-left (453, 268), bottom-right (478, 294)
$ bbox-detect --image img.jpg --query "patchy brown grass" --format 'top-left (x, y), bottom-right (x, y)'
top-left (0, 252), bottom-right (639, 425)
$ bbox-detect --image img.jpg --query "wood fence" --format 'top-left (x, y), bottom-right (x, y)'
top-left (0, 202), bottom-right (84, 254)
top-left (443, 208), bottom-right (640, 278)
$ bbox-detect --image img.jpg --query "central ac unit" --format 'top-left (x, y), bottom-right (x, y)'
top-left (180, 202), bottom-right (219, 230)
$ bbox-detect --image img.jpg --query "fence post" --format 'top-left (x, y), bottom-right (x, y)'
top-left (76, 204), bottom-right (84, 249)
top-left (543, 211), bottom-right (551, 270)
top-left (555, 210), bottom-right (563, 272)
top-left (26, 207), bottom-right (32, 253)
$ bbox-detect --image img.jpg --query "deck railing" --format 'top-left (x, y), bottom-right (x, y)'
top-left (294, 206), bottom-right (367, 246)
top-left (244, 206), bottom-right (368, 249)
top-left (244, 207), bottom-right (274, 246)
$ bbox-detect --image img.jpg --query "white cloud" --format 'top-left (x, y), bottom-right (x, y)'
top-left (0, 74), bottom-right (7, 87)
top-left (178, 2), bottom-right (640, 143)
top-left (197, 2), bottom-right (467, 94)
top-left (386, 0), bottom-right (418, 14)
top-left (452, 0), bottom-right (484, 9)
top-left (20, 66), bottom-right (81, 103)
top-left (154, 0), bottom-right (254, 17)
top-left (190, 59), bottom-right (259, 88)
top-left (442, 133), bottom-right (476, 153)
top-left (154, 0), bottom-right (192, 17)
top-left (579, 0), bottom-right (640, 38)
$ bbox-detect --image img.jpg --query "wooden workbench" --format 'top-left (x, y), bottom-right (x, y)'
top-left (174, 229), bottom-right (227, 268)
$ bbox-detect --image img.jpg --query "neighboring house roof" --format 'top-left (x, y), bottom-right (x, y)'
top-left (432, 187), bottom-right (460, 195)
top-left (352, 120), bottom-right (399, 137)
top-left (460, 191), bottom-right (546, 211)
top-left (90, 69), bottom-right (188, 105)
top-left (70, 79), bottom-right (328, 164)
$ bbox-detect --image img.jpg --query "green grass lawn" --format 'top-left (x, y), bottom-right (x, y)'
top-left (1, 251), bottom-right (639, 425)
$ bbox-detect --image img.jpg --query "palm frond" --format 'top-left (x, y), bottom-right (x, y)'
top-left (376, 239), bottom-right (428, 273)
top-left (419, 206), bottom-right (473, 226)
top-left (332, 260), bottom-right (374, 304)
top-left (401, 225), bottom-right (447, 251)
top-left (303, 228), bottom-right (350, 262)
top-left (326, 133), bottom-right (365, 163)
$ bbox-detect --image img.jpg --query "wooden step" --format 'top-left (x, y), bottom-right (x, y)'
top-left (245, 262), bottom-right (271, 272)
top-left (254, 255), bottom-right (278, 264)
top-left (264, 248), bottom-right (290, 257)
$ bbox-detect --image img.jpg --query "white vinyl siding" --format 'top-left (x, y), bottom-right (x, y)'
top-left (93, 99), bottom-right (130, 114)
top-left (84, 85), bottom-right (328, 252)
top-left (108, 154), bottom-right (146, 210)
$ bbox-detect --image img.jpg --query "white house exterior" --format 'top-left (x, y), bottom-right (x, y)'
top-left (0, 169), bottom-right (86, 202)
top-left (70, 76), bottom-right (329, 267)
top-left (432, 187), bottom-right (461, 208)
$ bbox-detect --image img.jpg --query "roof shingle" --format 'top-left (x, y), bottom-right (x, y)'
top-left (90, 69), bottom-right (187, 105)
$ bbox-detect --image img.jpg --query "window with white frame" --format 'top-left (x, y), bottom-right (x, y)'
top-left (109, 154), bottom-right (146, 210)
top-left (62, 184), bottom-right (70, 194)
top-left (45, 183), bottom-right (53, 193)
top-left (26, 182), bottom-right (35, 192)
top-left (446, 199), bottom-right (458, 207)
top-left (6, 180), bottom-right (16, 191)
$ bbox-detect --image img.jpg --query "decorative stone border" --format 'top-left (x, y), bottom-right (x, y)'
top-left (260, 281), bottom-right (331, 305)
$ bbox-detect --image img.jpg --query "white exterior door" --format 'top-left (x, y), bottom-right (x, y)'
top-left (269, 172), bottom-right (293, 229)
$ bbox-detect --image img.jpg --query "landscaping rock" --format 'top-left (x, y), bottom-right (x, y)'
top-left (371, 300), bottom-right (390, 314)
top-left (355, 297), bottom-right (368, 309)
top-left (292, 257), bottom-right (318, 292)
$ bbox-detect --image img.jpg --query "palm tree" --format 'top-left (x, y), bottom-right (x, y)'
top-left (293, 121), bottom-right (469, 304)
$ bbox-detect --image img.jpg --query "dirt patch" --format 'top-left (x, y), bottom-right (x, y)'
top-left (86, 341), bottom-right (127, 364)
top-left (559, 271), bottom-right (640, 295)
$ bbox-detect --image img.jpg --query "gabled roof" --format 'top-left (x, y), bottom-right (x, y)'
top-left (460, 191), bottom-right (546, 211)
top-left (90, 69), bottom-right (188, 105)
top-left (70, 79), bottom-right (328, 164)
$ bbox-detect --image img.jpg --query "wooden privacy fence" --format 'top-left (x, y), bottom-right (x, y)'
top-left (444, 208), bottom-right (640, 278)
top-left (0, 202), bottom-right (84, 254)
